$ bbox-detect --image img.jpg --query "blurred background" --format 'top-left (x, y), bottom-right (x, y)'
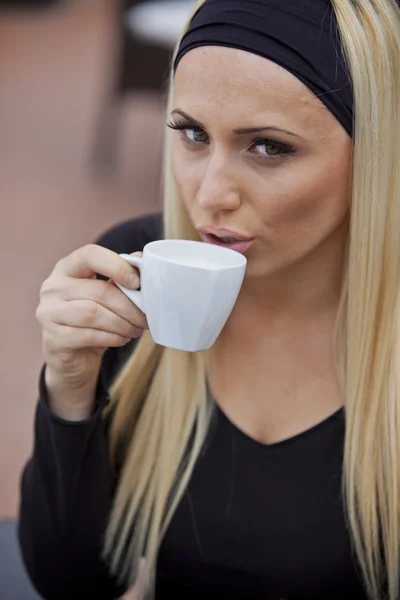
top-left (0, 0), bottom-right (194, 596)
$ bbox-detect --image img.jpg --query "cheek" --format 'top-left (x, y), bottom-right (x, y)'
top-left (257, 156), bottom-right (350, 241)
top-left (171, 143), bottom-right (201, 210)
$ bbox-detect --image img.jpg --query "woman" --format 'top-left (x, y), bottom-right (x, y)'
top-left (19, 0), bottom-right (400, 599)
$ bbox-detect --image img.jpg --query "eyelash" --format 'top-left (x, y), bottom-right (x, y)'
top-left (166, 120), bottom-right (296, 160)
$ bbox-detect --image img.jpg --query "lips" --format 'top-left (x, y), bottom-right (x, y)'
top-left (197, 226), bottom-right (255, 254)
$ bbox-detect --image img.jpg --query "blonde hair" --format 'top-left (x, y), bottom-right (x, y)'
top-left (104, 1), bottom-right (400, 598)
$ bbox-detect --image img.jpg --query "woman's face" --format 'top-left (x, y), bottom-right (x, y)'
top-left (171, 47), bottom-right (352, 279)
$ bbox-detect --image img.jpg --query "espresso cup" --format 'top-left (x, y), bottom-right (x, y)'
top-left (115, 239), bottom-right (247, 352)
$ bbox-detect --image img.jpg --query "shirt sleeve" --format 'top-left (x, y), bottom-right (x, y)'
top-left (18, 363), bottom-right (128, 600)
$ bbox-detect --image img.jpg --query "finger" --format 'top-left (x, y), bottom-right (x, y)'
top-left (128, 251), bottom-right (143, 277)
top-left (49, 300), bottom-right (144, 339)
top-left (54, 245), bottom-right (142, 290)
top-left (58, 278), bottom-right (148, 330)
top-left (48, 324), bottom-right (135, 350)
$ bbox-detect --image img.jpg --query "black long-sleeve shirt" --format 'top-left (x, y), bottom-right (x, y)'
top-left (19, 212), bottom-right (369, 599)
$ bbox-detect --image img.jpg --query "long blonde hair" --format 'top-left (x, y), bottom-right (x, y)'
top-left (104, 1), bottom-right (400, 598)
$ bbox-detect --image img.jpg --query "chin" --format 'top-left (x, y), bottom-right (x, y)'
top-left (241, 257), bottom-right (274, 280)
top-left (241, 252), bottom-right (294, 281)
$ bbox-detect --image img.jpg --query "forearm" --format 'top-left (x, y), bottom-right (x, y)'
top-left (18, 369), bottom-right (126, 600)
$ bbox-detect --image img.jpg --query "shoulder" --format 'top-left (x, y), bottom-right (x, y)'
top-left (95, 212), bottom-right (163, 254)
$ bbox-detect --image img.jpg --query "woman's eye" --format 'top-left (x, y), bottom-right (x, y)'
top-left (166, 121), bottom-right (209, 145)
top-left (249, 139), bottom-right (295, 159)
top-left (184, 128), bottom-right (209, 144)
top-left (253, 142), bottom-right (282, 156)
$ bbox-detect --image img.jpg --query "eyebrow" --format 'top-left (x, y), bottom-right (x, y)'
top-left (170, 109), bottom-right (304, 140)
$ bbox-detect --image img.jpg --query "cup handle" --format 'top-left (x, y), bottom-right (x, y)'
top-left (116, 253), bottom-right (146, 314)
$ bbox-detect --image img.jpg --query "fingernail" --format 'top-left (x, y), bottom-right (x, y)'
top-left (128, 274), bottom-right (139, 289)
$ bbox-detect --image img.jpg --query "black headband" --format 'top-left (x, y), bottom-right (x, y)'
top-left (174, 0), bottom-right (353, 136)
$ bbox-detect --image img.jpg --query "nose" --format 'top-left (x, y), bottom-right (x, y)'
top-left (196, 151), bottom-right (241, 212)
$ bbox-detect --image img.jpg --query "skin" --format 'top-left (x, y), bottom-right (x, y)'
top-left (171, 47), bottom-right (352, 444)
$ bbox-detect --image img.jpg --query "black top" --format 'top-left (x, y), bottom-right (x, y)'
top-left (19, 212), bottom-right (368, 600)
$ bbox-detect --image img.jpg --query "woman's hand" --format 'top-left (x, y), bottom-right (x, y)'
top-left (36, 245), bottom-right (147, 420)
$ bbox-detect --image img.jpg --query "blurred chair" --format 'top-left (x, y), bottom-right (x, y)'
top-left (92, 0), bottom-right (173, 176)
top-left (0, 520), bottom-right (41, 599)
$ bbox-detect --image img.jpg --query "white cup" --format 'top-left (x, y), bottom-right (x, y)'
top-left (116, 239), bottom-right (247, 352)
